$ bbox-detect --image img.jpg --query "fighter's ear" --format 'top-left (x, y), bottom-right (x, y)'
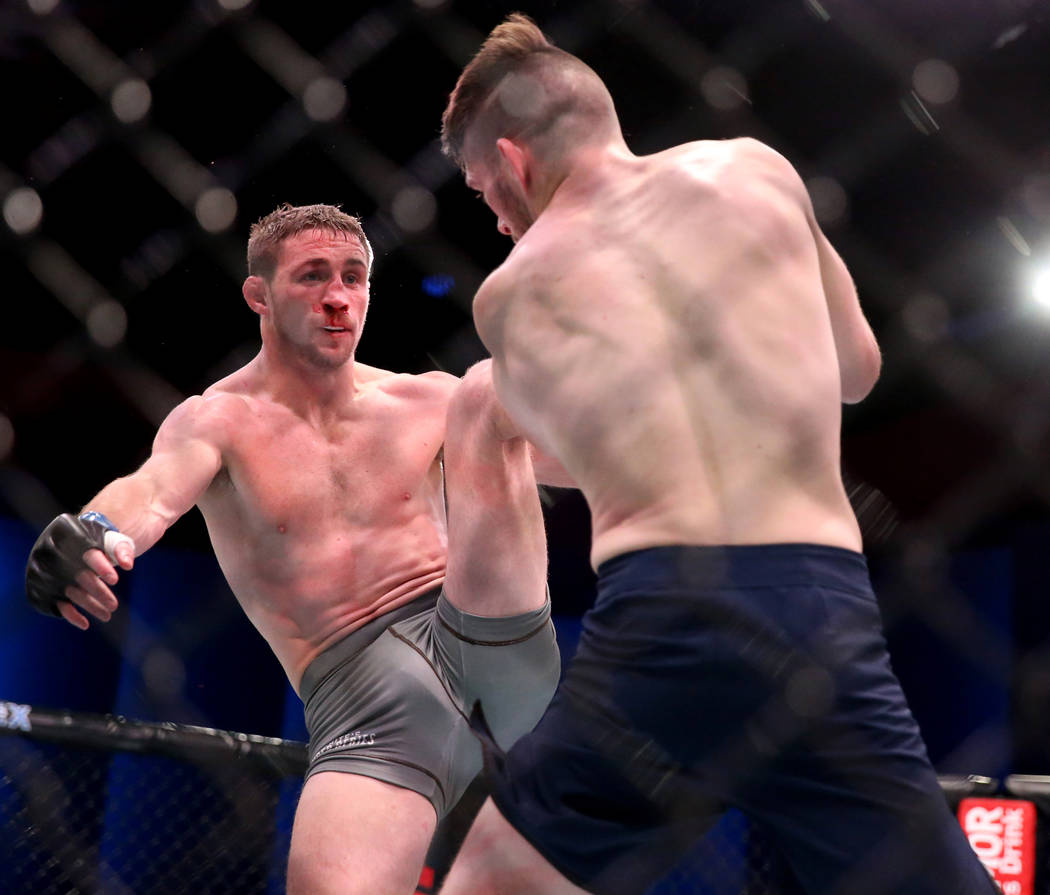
top-left (496, 137), bottom-right (531, 192)
top-left (242, 276), bottom-right (269, 317)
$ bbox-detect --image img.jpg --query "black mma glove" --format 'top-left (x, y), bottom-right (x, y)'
top-left (25, 512), bottom-right (128, 618)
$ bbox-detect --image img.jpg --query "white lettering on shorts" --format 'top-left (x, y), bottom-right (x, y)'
top-left (315, 730), bottom-right (377, 759)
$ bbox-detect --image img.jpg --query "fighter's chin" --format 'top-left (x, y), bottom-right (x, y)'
top-left (508, 221), bottom-right (533, 243)
top-left (303, 344), bottom-right (354, 370)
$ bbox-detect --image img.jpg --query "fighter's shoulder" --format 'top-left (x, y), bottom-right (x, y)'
top-left (486, 228), bottom-right (569, 286)
top-left (721, 138), bottom-right (804, 186)
top-left (670, 137), bottom-right (797, 177)
top-left (368, 364), bottom-right (459, 405)
top-left (155, 390), bottom-right (249, 450)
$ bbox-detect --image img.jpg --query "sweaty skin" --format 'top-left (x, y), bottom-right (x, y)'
top-left (468, 137), bottom-right (880, 569)
top-left (60, 230), bottom-right (456, 692)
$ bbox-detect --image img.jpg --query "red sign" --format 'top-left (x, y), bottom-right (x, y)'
top-left (958, 797), bottom-right (1036, 895)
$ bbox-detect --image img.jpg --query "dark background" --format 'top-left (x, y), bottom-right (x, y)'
top-left (1, 0), bottom-right (1049, 777)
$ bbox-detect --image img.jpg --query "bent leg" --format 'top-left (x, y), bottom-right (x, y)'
top-left (443, 361), bottom-right (548, 617)
top-left (440, 798), bottom-right (589, 895)
top-left (288, 771), bottom-right (437, 895)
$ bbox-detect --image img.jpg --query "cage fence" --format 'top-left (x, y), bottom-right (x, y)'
top-left (3, 704), bottom-right (1048, 894)
top-left (2, 0), bottom-right (1049, 893)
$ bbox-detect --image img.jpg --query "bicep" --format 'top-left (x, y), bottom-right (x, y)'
top-left (138, 429), bottom-right (223, 522)
top-left (751, 140), bottom-right (881, 402)
top-left (82, 396), bottom-right (228, 554)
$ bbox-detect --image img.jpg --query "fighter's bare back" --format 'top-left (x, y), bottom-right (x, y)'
top-left (474, 137), bottom-right (878, 568)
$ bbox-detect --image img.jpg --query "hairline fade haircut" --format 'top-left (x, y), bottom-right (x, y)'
top-left (440, 13), bottom-right (616, 171)
top-left (246, 203), bottom-right (373, 281)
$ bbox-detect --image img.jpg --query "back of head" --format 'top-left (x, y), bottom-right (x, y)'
top-left (247, 203), bottom-right (372, 281)
top-left (441, 13), bottom-right (620, 171)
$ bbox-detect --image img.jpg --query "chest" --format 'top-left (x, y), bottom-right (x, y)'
top-left (221, 400), bottom-right (444, 526)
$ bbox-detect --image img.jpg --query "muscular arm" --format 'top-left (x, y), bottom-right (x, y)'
top-left (746, 138), bottom-right (881, 403)
top-left (85, 399), bottom-right (223, 555)
top-left (811, 225), bottom-right (881, 404)
top-left (34, 395), bottom-right (225, 629)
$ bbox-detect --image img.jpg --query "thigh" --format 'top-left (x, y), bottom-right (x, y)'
top-left (304, 629), bottom-right (479, 819)
top-left (478, 584), bottom-right (836, 894)
top-left (442, 369), bottom-right (548, 619)
top-left (433, 594), bottom-right (561, 752)
top-left (738, 589), bottom-right (997, 895)
top-left (442, 797), bottom-right (591, 895)
top-left (288, 771), bottom-right (436, 895)
top-left (483, 621), bottom-right (733, 895)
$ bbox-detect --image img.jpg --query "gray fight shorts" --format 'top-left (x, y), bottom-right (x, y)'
top-left (299, 588), bottom-right (560, 819)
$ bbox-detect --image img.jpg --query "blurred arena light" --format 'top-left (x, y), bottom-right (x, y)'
top-left (195, 187), bottom-right (239, 234)
top-left (27, 0), bottom-right (59, 15)
top-left (806, 176), bottom-right (850, 227)
top-left (302, 76), bottom-right (347, 122)
top-left (700, 65), bottom-right (750, 111)
top-left (391, 185), bottom-right (437, 234)
top-left (1032, 263), bottom-right (1050, 310)
top-left (110, 78), bottom-right (153, 124)
top-left (997, 217), bottom-right (1032, 257)
top-left (2, 187), bottom-right (43, 235)
top-left (912, 59), bottom-right (960, 105)
top-left (422, 274), bottom-right (454, 297)
top-left (86, 300), bottom-right (128, 349)
top-left (900, 91), bottom-right (939, 136)
top-left (802, 0), bottom-right (831, 22)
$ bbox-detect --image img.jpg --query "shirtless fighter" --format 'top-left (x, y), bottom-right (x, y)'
top-left (437, 15), bottom-right (996, 895)
top-left (24, 203), bottom-right (560, 895)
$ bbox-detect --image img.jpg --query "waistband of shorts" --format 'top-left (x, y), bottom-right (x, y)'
top-left (437, 592), bottom-right (552, 646)
top-left (595, 543), bottom-right (871, 594)
top-left (299, 588), bottom-right (441, 704)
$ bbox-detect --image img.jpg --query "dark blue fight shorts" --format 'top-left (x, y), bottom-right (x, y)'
top-left (475, 544), bottom-right (997, 895)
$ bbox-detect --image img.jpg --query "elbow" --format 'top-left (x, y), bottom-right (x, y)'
top-left (841, 339), bottom-right (882, 404)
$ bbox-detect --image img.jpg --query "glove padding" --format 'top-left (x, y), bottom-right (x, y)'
top-left (25, 512), bottom-right (123, 618)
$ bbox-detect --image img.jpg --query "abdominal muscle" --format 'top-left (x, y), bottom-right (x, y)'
top-left (201, 499), bottom-right (447, 694)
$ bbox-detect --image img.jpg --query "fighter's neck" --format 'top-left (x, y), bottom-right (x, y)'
top-left (543, 143), bottom-right (636, 210)
top-left (254, 346), bottom-right (361, 421)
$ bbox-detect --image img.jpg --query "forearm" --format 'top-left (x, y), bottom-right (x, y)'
top-left (81, 473), bottom-right (179, 555)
